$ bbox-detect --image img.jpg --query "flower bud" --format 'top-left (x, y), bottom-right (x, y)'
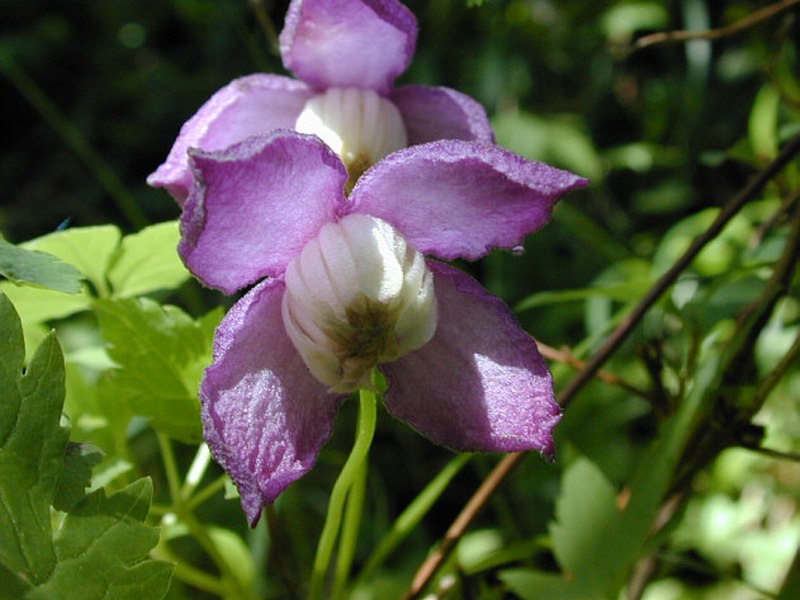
top-left (282, 214), bottom-right (436, 392)
top-left (294, 88), bottom-right (407, 192)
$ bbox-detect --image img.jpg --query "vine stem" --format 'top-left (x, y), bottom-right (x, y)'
top-left (156, 434), bottom-right (253, 600)
top-left (403, 132), bottom-right (800, 599)
top-left (631, 0), bottom-right (800, 52)
top-left (309, 387), bottom-right (377, 600)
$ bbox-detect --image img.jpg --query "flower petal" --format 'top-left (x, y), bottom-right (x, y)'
top-left (280, 0), bottom-right (417, 94)
top-left (180, 131), bottom-right (348, 294)
top-left (348, 140), bottom-right (589, 261)
top-left (201, 278), bottom-right (343, 525)
top-left (382, 261), bottom-right (560, 456)
top-left (391, 85), bottom-right (494, 144)
top-left (147, 74), bottom-right (312, 205)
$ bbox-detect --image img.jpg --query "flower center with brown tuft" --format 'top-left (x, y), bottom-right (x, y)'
top-left (281, 214), bottom-right (436, 392)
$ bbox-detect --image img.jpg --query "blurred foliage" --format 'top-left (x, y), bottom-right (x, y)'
top-left (1, 1), bottom-right (799, 599)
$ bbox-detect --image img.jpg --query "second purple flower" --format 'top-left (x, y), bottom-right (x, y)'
top-left (149, 0), bottom-right (494, 204)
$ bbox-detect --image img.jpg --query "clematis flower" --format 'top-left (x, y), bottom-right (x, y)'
top-left (181, 130), bottom-right (587, 524)
top-left (148, 0), bottom-right (494, 204)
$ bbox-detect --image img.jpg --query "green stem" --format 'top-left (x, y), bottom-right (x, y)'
top-left (155, 542), bottom-right (228, 596)
top-left (157, 434), bottom-right (252, 599)
top-left (180, 443), bottom-right (211, 501)
top-left (185, 474), bottom-right (227, 512)
top-left (331, 451), bottom-right (368, 600)
top-left (156, 433), bottom-right (182, 504)
top-left (309, 387), bottom-right (377, 600)
top-left (355, 453), bottom-right (472, 588)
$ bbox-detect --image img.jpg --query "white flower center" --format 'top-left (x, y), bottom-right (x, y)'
top-left (281, 214), bottom-right (436, 393)
top-left (294, 88), bottom-right (408, 192)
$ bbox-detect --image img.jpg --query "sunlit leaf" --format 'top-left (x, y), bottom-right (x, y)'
top-left (493, 110), bottom-right (603, 181)
top-left (601, 3), bottom-right (668, 40)
top-left (0, 236), bottom-right (83, 293)
top-left (749, 84), bottom-right (781, 162)
top-left (108, 220), bottom-right (189, 297)
top-left (93, 297), bottom-right (221, 443)
top-left (0, 293), bottom-right (171, 597)
top-left (17, 225), bottom-right (121, 296)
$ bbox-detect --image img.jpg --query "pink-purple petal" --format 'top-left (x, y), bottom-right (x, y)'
top-left (147, 74), bottom-right (312, 205)
top-left (391, 85), bottom-right (494, 144)
top-left (348, 140), bottom-right (589, 261)
top-left (179, 131), bottom-right (348, 294)
top-left (382, 261), bottom-right (560, 456)
top-left (201, 278), bottom-right (343, 525)
top-left (280, 0), bottom-right (417, 94)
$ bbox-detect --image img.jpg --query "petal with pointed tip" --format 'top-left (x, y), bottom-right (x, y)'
top-left (201, 278), bottom-right (343, 525)
top-left (348, 140), bottom-right (589, 261)
top-left (180, 131), bottom-right (347, 294)
top-left (280, 0), bottom-right (417, 94)
top-left (382, 261), bottom-right (560, 456)
top-left (391, 85), bottom-right (494, 144)
top-left (147, 74), bottom-right (312, 205)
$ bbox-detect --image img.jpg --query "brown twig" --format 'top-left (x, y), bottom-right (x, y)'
top-left (402, 132), bottom-right (800, 599)
top-left (631, 0), bottom-right (800, 52)
top-left (537, 341), bottom-right (651, 400)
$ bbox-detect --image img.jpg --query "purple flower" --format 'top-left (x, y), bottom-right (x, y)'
top-left (182, 130), bottom-right (587, 524)
top-left (148, 0), bottom-right (493, 205)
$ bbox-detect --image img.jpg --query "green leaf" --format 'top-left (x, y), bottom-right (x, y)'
top-left (107, 221), bottom-right (189, 297)
top-left (500, 569), bottom-right (594, 600)
top-left (53, 442), bottom-right (104, 512)
top-left (17, 225), bottom-right (121, 297)
top-left (0, 283), bottom-right (93, 330)
top-left (493, 110), bottom-right (603, 181)
top-left (26, 480), bottom-right (172, 600)
top-left (0, 226), bottom-right (121, 328)
top-left (208, 527), bottom-right (255, 590)
top-left (93, 298), bottom-right (221, 443)
top-left (600, 3), bottom-right (668, 40)
top-left (504, 355), bottom-right (715, 599)
top-left (0, 294), bottom-right (172, 597)
top-left (749, 84), bottom-right (781, 162)
top-left (549, 459), bottom-right (622, 596)
top-left (0, 295), bottom-right (66, 584)
top-left (0, 236), bottom-right (84, 293)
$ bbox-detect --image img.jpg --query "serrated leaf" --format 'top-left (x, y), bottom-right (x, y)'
top-left (63, 361), bottom-right (132, 476)
top-left (107, 221), bottom-right (190, 297)
top-left (26, 480), bottom-right (172, 600)
top-left (53, 442), bottom-right (104, 512)
top-left (0, 294), bottom-right (66, 584)
top-left (525, 357), bottom-right (714, 599)
top-left (0, 294), bottom-right (172, 598)
top-left (93, 298), bottom-right (221, 443)
top-left (0, 236), bottom-right (84, 293)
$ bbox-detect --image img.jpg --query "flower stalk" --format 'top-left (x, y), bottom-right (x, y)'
top-left (309, 385), bottom-right (378, 600)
